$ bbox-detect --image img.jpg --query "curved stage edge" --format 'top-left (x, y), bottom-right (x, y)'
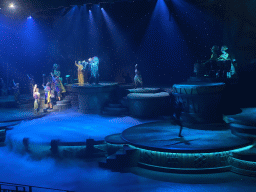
top-left (112, 121), bottom-right (255, 174)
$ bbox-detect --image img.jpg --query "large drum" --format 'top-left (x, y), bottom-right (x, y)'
top-left (172, 82), bottom-right (225, 124)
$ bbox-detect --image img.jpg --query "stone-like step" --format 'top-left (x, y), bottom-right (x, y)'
top-left (53, 103), bottom-right (71, 111)
top-left (56, 100), bottom-right (71, 105)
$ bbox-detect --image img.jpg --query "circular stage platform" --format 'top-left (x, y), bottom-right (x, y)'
top-left (122, 121), bottom-right (251, 153)
top-left (73, 82), bottom-right (118, 114)
top-left (120, 121), bottom-right (253, 173)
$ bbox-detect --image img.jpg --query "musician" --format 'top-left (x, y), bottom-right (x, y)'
top-left (75, 61), bottom-right (84, 85)
top-left (210, 45), bottom-right (219, 61)
top-left (218, 45), bottom-right (230, 61)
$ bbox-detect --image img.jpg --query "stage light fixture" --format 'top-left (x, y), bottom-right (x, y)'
top-left (27, 16), bottom-right (32, 19)
top-left (9, 3), bottom-right (15, 9)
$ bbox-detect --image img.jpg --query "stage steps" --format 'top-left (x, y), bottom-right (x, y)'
top-left (99, 145), bottom-right (139, 171)
top-left (102, 103), bottom-right (129, 116)
top-left (53, 99), bottom-right (72, 111)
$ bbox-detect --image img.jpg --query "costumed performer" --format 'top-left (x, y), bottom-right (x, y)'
top-left (27, 74), bottom-right (35, 96)
top-left (134, 64), bottom-right (143, 89)
top-left (218, 45), bottom-right (230, 61)
top-left (43, 82), bottom-right (52, 109)
top-left (0, 78), bottom-right (7, 96)
top-left (12, 79), bottom-right (20, 104)
top-left (75, 61), bottom-right (84, 85)
top-left (33, 84), bottom-right (40, 113)
top-left (51, 73), bottom-right (62, 101)
top-left (53, 63), bottom-right (66, 93)
top-left (88, 57), bottom-right (99, 84)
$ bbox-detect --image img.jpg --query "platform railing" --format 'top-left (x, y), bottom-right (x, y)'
top-left (0, 182), bottom-right (74, 192)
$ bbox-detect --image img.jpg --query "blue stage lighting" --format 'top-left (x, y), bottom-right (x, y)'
top-left (27, 16), bottom-right (32, 19)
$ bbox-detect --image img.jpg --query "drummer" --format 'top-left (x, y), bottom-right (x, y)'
top-left (218, 45), bottom-right (230, 61)
top-left (209, 45), bottom-right (219, 61)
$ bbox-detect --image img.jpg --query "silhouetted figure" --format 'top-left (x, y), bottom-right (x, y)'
top-left (174, 101), bottom-right (183, 137)
top-left (0, 78), bottom-right (7, 96)
top-left (12, 79), bottom-right (20, 104)
top-left (27, 74), bottom-right (35, 96)
top-left (134, 64), bottom-right (143, 88)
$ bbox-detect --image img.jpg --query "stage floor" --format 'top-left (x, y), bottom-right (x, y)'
top-left (122, 121), bottom-right (252, 153)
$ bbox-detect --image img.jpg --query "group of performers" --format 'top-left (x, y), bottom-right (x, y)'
top-left (195, 45), bottom-right (236, 78)
top-left (33, 64), bottom-right (66, 113)
top-left (75, 56), bottom-right (99, 85)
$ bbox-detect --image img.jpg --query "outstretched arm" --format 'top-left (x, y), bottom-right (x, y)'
top-left (75, 61), bottom-right (79, 67)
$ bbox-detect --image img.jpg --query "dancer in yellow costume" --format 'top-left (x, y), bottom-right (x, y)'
top-left (33, 84), bottom-right (40, 113)
top-left (75, 61), bottom-right (84, 85)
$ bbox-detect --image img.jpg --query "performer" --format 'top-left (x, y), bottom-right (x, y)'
top-left (33, 84), bottom-right (40, 113)
top-left (174, 101), bottom-right (183, 137)
top-left (209, 45), bottom-right (219, 61)
top-left (43, 82), bottom-right (52, 109)
top-left (134, 64), bottom-right (143, 89)
top-left (75, 61), bottom-right (84, 85)
top-left (53, 63), bottom-right (66, 93)
top-left (53, 64), bottom-right (61, 77)
top-left (0, 78), bottom-right (7, 96)
top-left (88, 57), bottom-right (99, 84)
top-left (218, 45), bottom-right (230, 61)
top-left (51, 73), bottom-right (61, 101)
top-left (27, 74), bottom-right (35, 96)
top-left (12, 80), bottom-right (20, 104)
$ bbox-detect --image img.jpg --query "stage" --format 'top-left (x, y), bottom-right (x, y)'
top-left (122, 121), bottom-right (251, 153)
top-left (1, 105), bottom-right (256, 176)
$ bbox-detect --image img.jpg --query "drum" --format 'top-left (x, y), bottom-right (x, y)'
top-left (172, 82), bottom-right (225, 124)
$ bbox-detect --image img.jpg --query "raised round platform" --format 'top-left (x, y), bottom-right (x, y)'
top-left (173, 82), bottom-right (225, 123)
top-left (122, 121), bottom-right (251, 153)
top-left (128, 88), bottom-right (161, 93)
top-left (127, 92), bottom-right (170, 118)
top-left (121, 121), bottom-right (253, 173)
top-left (73, 82), bottom-right (118, 114)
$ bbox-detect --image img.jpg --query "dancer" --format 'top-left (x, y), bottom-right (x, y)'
top-left (53, 64), bottom-right (61, 77)
top-left (88, 57), bottom-right (99, 84)
top-left (43, 82), bottom-right (52, 109)
top-left (12, 80), bottom-right (20, 104)
top-left (134, 64), bottom-right (143, 89)
top-left (27, 74), bottom-right (35, 96)
top-left (0, 78), bottom-right (7, 96)
top-left (51, 73), bottom-right (61, 101)
top-left (33, 84), bottom-right (40, 113)
top-left (174, 101), bottom-right (183, 137)
top-left (75, 61), bottom-right (84, 85)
